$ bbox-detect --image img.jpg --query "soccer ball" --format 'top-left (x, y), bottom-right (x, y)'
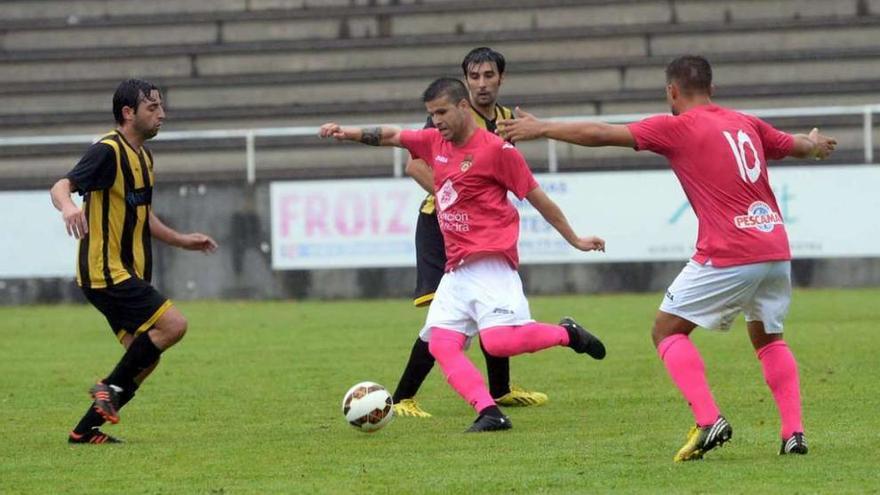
top-left (341, 381), bottom-right (394, 433)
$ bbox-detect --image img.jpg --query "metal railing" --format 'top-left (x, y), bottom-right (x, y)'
top-left (0, 103), bottom-right (877, 183)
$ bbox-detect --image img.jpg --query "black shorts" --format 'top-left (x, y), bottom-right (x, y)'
top-left (81, 277), bottom-right (172, 342)
top-left (413, 207), bottom-right (446, 307)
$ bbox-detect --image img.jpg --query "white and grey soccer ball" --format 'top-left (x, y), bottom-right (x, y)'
top-left (341, 381), bottom-right (394, 433)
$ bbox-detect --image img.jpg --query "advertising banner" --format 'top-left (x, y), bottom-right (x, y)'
top-left (270, 165), bottom-right (880, 269)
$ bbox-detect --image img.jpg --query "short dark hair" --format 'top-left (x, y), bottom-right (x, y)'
top-left (422, 78), bottom-right (470, 104)
top-left (461, 46), bottom-right (506, 76)
top-left (113, 79), bottom-right (160, 124)
top-left (665, 55), bottom-right (712, 94)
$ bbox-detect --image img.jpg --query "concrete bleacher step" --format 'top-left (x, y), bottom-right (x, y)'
top-left (5, 51), bottom-right (880, 119)
top-left (0, 0), bottom-right (245, 22)
top-left (3, 12), bottom-right (879, 65)
top-left (0, 0), bottom-right (868, 32)
top-left (673, 0), bottom-right (861, 23)
top-left (0, 0), bottom-right (672, 51)
top-left (1, 70), bottom-right (877, 132)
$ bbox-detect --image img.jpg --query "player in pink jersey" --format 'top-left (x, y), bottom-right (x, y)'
top-left (499, 55), bottom-right (836, 460)
top-left (320, 78), bottom-right (607, 432)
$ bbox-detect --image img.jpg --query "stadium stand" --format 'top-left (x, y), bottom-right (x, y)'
top-left (0, 0), bottom-right (878, 187)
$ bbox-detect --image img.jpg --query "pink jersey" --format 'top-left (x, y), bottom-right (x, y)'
top-left (400, 127), bottom-right (539, 271)
top-left (627, 104), bottom-right (794, 267)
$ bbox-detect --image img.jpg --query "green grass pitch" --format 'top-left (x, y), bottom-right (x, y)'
top-left (1, 288), bottom-right (878, 494)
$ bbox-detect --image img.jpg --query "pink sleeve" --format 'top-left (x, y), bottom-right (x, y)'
top-left (754, 117), bottom-right (795, 160)
top-left (496, 143), bottom-right (539, 199)
top-left (627, 115), bottom-right (677, 155)
top-left (399, 129), bottom-right (434, 164)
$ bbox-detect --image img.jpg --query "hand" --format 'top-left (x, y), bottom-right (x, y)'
top-left (498, 107), bottom-right (544, 143)
top-left (319, 123), bottom-right (349, 140)
top-left (179, 233), bottom-right (218, 254)
top-left (572, 236), bottom-right (605, 252)
top-left (808, 127), bottom-right (837, 160)
top-left (62, 204), bottom-right (88, 239)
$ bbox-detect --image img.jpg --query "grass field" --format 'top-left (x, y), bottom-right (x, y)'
top-left (1, 288), bottom-right (878, 494)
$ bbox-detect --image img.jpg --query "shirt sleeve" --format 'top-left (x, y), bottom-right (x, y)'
top-left (627, 115), bottom-right (678, 156)
top-left (408, 116), bottom-right (435, 160)
top-left (495, 142), bottom-right (539, 199)
top-left (754, 117), bottom-right (795, 160)
top-left (400, 129), bottom-right (435, 165)
top-left (66, 142), bottom-right (117, 194)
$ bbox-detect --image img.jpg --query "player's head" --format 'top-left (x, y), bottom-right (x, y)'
top-left (664, 55), bottom-right (713, 115)
top-left (461, 47), bottom-right (506, 110)
top-left (423, 78), bottom-right (474, 142)
top-left (113, 79), bottom-right (165, 140)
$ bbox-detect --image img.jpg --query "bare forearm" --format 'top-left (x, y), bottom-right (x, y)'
top-left (50, 178), bottom-right (76, 212)
top-left (537, 201), bottom-right (578, 245)
top-left (322, 124), bottom-right (403, 147)
top-left (541, 121), bottom-right (633, 148)
top-left (149, 212), bottom-right (184, 247)
top-left (524, 186), bottom-right (605, 253)
top-left (527, 188), bottom-right (578, 245)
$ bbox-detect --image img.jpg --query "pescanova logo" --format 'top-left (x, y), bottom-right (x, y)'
top-left (734, 201), bottom-right (784, 232)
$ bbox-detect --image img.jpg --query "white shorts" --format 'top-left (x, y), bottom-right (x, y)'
top-left (659, 260), bottom-right (791, 333)
top-left (419, 255), bottom-right (534, 341)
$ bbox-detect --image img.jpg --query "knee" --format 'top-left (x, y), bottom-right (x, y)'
top-left (427, 337), bottom-right (453, 361)
top-left (479, 330), bottom-right (506, 357)
top-left (651, 322), bottom-right (667, 348)
top-left (159, 313), bottom-right (188, 345)
top-left (171, 316), bottom-right (188, 342)
top-left (428, 330), bottom-right (465, 362)
top-left (652, 312), bottom-right (694, 348)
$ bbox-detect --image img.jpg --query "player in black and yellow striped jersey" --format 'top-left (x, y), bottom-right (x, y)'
top-left (391, 48), bottom-right (548, 418)
top-left (50, 79), bottom-right (218, 444)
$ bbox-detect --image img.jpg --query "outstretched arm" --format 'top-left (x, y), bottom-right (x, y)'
top-left (500, 107), bottom-right (635, 148)
top-left (789, 128), bottom-right (837, 160)
top-left (149, 211), bottom-right (217, 254)
top-left (525, 186), bottom-right (605, 252)
top-left (50, 178), bottom-right (88, 239)
top-left (318, 123), bottom-right (403, 147)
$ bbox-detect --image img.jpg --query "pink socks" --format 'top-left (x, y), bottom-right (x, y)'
top-left (428, 328), bottom-right (495, 413)
top-left (429, 323), bottom-right (571, 413)
top-left (657, 334), bottom-right (720, 427)
top-left (658, 334), bottom-right (804, 438)
top-left (480, 323), bottom-right (569, 357)
top-left (757, 340), bottom-right (804, 438)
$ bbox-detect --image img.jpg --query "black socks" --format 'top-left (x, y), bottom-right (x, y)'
top-left (104, 332), bottom-right (162, 390)
top-left (392, 338), bottom-right (435, 403)
top-left (481, 340), bottom-right (511, 399)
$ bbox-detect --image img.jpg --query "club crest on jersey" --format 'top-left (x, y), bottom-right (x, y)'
top-left (734, 201), bottom-right (784, 232)
top-left (437, 179), bottom-right (458, 211)
top-left (460, 154), bottom-right (473, 172)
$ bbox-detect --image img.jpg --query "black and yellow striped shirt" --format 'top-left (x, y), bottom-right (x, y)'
top-left (420, 103), bottom-right (515, 214)
top-left (67, 130), bottom-right (155, 289)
